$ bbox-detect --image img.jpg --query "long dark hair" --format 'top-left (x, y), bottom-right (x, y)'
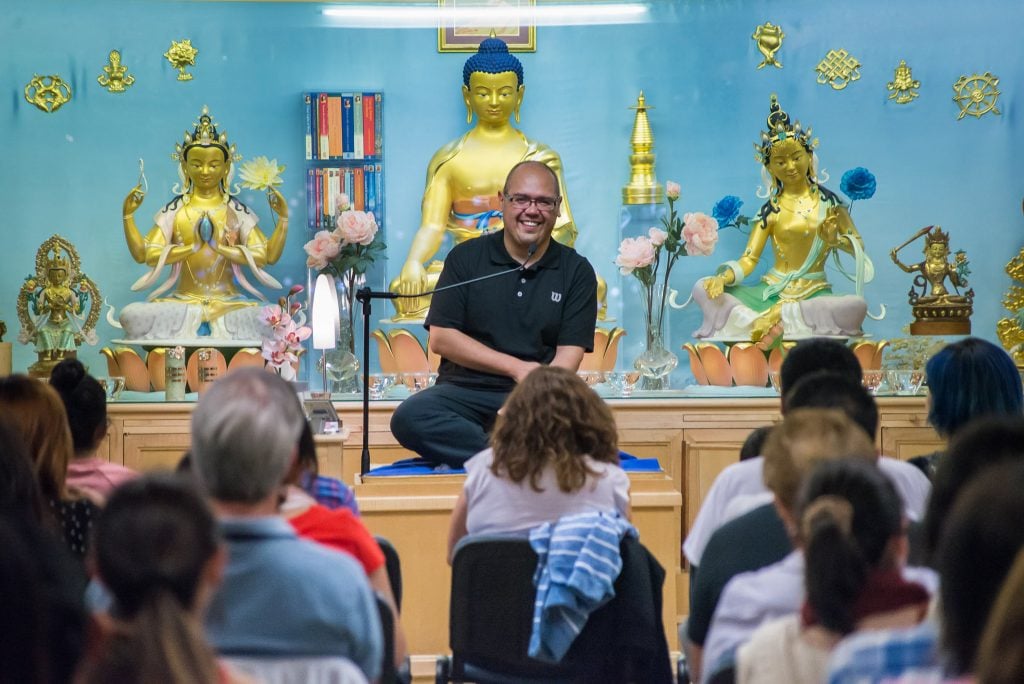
top-left (799, 458), bottom-right (903, 635)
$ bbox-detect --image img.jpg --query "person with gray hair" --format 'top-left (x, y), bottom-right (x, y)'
top-left (190, 368), bottom-right (382, 680)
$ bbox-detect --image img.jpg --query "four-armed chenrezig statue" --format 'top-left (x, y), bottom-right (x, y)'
top-left (117, 106), bottom-right (288, 342)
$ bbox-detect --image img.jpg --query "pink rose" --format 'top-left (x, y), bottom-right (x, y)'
top-left (303, 230), bottom-right (341, 269)
top-left (615, 236), bottom-right (656, 275)
top-left (334, 210), bottom-right (378, 246)
top-left (665, 180), bottom-right (681, 200)
top-left (648, 226), bottom-right (668, 246)
top-left (682, 212), bottom-right (719, 256)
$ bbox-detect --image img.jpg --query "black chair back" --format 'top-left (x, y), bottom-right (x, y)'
top-left (375, 535), bottom-right (403, 612)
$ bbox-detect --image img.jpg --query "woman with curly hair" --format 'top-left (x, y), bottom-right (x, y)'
top-left (446, 366), bottom-right (629, 562)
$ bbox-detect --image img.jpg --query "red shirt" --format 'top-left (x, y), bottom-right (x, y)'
top-left (288, 505), bottom-right (385, 575)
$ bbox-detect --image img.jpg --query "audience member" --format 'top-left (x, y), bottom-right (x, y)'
top-left (912, 336), bottom-right (1023, 478)
top-left (76, 473), bottom-right (251, 684)
top-left (0, 418), bottom-right (87, 684)
top-left (737, 458), bottom-right (929, 684)
top-left (281, 420), bottom-right (407, 668)
top-left (699, 409), bottom-right (937, 682)
top-left (829, 460), bottom-right (1024, 682)
top-left (447, 365), bottom-right (630, 561)
top-left (50, 359), bottom-right (138, 497)
top-left (190, 368), bottom-right (382, 680)
top-left (920, 415), bottom-right (1024, 565)
top-left (0, 374), bottom-right (101, 557)
top-left (294, 418), bottom-right (359, 515)
top-left (685, 371), bottom-right (930, 679)
top-left (975, 548), bottom-right (1024, 684)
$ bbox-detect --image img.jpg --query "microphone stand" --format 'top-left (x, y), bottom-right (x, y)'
top-left (354, 244), bottom-right (537, 477)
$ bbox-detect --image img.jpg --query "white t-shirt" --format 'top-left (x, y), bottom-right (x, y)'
top-left (464, 447), bottom-right (630, 536)
top-left (683, 455), bottom-right (931, 566)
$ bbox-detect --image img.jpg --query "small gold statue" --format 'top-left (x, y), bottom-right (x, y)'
top-left (887, 60), bottom-right (920, 104)
top-left (388, 37), bottom-right (582, 320)
top-left (17, 235), bottom-right (101, 378)
top-left (997, 215), bottom-right (1024, 365)
top-left (24, 74), bottom-right (72, 113)
top-left (98, 49), bottom-right (135, 93)
top-left (890, 225), bottom-right (973, 335)
top-left (164, 39), bottom-right (199, 81)
top-left (751, 22), bottom-right (784, 70)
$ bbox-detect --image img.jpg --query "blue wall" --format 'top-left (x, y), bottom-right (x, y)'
top-left (3, 0), bottom-right (1021, 384)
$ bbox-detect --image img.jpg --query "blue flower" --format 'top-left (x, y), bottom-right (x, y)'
top-left (840, 167), bottom-right (877, 202)
top-left (712, 195), bottom-right (743, 226)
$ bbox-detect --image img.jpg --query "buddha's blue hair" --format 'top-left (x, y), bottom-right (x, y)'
top-left (463, 38), bottom-right (523, 86)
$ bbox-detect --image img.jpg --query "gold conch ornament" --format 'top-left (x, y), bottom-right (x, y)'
top-left (16, 235), bottom-right (102, 377)
top-left (815, 49), bottom-right (861, 90)
top-left (953, 72), bottom-right (1001, 120)
top-left (886, 60), bottom-right (920, 105)
top-left (751, 22), bottom-right (784, 70)
top-left (164, 39), bottom-right (199, 81)
top-left (622, 92), bottom-right (663, 205)
top-left (24, 74), bottom-right (72, 113)
top-left (97, 49), bottom-right (135, 93)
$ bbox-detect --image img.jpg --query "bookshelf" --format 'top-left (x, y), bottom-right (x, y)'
top-left (303, 91), bottom-right (386, 387)
top-left (304, 91), bottom-right (384, 230)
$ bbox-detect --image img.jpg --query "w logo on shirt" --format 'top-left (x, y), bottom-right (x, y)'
top-left (551, 292), bottom-right (562, 302)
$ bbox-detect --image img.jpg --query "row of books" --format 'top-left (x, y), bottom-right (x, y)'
top-left (305, 92), bottom-right (382, 161)
top-left (305, 165), bottom-right (384, 231)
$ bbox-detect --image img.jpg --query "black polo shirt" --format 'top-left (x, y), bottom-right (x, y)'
top-left (425, 230), bottom-right (597, 391)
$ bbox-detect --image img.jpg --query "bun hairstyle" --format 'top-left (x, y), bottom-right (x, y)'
top-left (798, 458), bottom-right (903, 635)
top-left (50, 359), bottom-right (107, 454)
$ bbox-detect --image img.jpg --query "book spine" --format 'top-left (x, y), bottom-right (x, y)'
top-left (353, 93), bottom-right (364, 160)
top-left (328, 96), bottom-right (342, 159)
top-left (304, 93), bottom-right (313, 161)
top-left (311, 92), bottom-right (319, 160)
top-left (341, 94), bottom-right (354, 160)
top-left (314, 168), bottom-right (323, 231)
top-left (374, 162), bottom-right (383, 227)
top-left (363, 92), bottom-right (375, 159)
top-left (365, 163), bottom-right (376, 215)
top-left (306, 168), bottom-right (315, 231)
top-left (318, 94), bottom-right (329, 162)
top-left (374, 93), bottom-right (383, 158)
top-left (353, 166), bottom-right (364, 211)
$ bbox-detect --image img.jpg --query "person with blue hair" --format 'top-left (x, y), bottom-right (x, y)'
top-left (389, 37), bottom-right (582, 319)
top-left (911, 337), bottom-right (1024, 478)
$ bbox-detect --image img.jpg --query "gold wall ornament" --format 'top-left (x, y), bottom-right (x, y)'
top-left (16, 235), bottom-right (102, 378)
top-left (890, 225), bottom-right (973, 335)
top-left (953, 72), bottom-right (1001, 120)
top-left (815, 49), bottom-right (861, 90)
top-left (887, 60), bottom-right (920, 104)
top-left (97, 49), bottom-right (135, 93)
top-left (164, 39), bottom-right (199, 81)
top-left (751, 22), bottom-right (784, 69)
top-left (23, 74), bottom-right (72, 113)
top-left (622, 91), bottom-right (664, 205)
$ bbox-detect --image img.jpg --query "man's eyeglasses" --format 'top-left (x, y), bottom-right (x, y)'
top-left (503, 193), bottom-right (560, 212)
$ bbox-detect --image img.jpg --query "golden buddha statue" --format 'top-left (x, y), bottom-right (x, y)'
top-left (891, 226), bottom-right (973, 334)
top-left (692, 94), bottom-right (875, 343)
top-left (117, 106), bottom-right (287, 341)
top-left (389, 38), bottom-right (579, 320)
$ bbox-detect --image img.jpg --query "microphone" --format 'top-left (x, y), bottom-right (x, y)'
top-left (370, 241), bottom-right (540, 301)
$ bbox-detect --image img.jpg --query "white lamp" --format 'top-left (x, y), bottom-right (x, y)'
top-left (311, 274), bottom-right (338, 394)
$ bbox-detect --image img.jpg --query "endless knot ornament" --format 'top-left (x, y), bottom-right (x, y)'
top-left (752, 22), bottom-right (784, 70)
top-left (97, 49), bottom-right (135, 93)
top-left (24, 74), bottom-right (72, 112)
top-left (815, 49), bottom-right (861, 90)
top-left (952, 72), bottom-right (1001, 120)
top-left (887, 60), bottom-right (920, 104)
top-left (164, 39), bottom-right (199, 81)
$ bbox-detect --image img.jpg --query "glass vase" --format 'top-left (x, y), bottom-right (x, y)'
top-left (634, 287), bottom-right (678, 390)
